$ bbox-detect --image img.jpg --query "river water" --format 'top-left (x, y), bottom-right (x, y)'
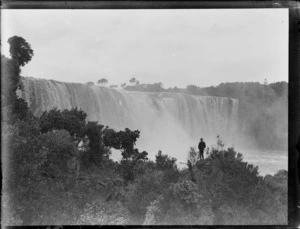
top-left (238, 149), bottom-right (287, 176)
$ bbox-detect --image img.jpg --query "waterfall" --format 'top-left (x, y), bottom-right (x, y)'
top-left (21, 77), bottom-right (239, 162)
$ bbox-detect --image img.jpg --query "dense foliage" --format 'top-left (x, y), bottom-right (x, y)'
top-left (8, 36), bottom-right (34, 67)
top-left (142, 143), bottom-right (287, 225)
top-left (2, 36), bottom-right (287, 225)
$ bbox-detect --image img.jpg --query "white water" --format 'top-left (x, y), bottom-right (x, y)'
top-left (22, 77), bottom-right (240, 163)
top-left (238, 149), bottom-right (287, 176)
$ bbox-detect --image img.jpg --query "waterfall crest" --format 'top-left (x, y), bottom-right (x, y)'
top-left (21, 77), bottom-right (239, 162)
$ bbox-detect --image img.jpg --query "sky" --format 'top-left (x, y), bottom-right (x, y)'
top-left (2, 9), bottom-right (288, 88)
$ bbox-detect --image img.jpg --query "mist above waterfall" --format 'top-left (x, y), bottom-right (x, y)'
top-left (21, 77), bottom-right (239, 162)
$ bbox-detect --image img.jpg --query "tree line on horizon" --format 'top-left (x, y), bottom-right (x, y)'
top-left (2, 36), bottom-right (287, 225)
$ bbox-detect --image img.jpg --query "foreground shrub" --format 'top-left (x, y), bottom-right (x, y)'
top-left (76, 198), bottom-right (129, 225)
top-left (3, 123), bottom-right (81, 225)
top-left (144, 179), bottom-right (214, 225)
top-left (193, 146), bottom-right (286, 225)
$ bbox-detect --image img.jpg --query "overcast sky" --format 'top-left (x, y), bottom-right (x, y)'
top-left (2, 9), bottom-right (288, 88)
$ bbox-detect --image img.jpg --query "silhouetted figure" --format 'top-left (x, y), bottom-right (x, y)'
top-left (198, 138), bottom-right (206, 160)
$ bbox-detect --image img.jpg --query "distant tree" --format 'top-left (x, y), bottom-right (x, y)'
top-left (109, 85), bottom-right (118, 89)
top-left (120, 83), bottom-right (127, 89)
top-left (129, 77), bottom-right (136, 84)
top-left (171, 86), bottom-right (180, 93)
top-left (269, 82), bottom-right (288, 97)
top-left (186, 85), bottom-right (199, 95)
top-left (86, 81), bottom-right (94, 86)
top-left (97, 78), bottom-right (108, 86)
top-left (8, 36), bottom-right (34, 67)
top-left (125, 82), bottom-right (164, 93)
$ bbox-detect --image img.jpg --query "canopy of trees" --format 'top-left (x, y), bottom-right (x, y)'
top-left (125, 82), bottom-right (164, 93)
top-left (109, 85), bottom-right (118, 89)
top-left (86, 81), bottom-right (94, 86)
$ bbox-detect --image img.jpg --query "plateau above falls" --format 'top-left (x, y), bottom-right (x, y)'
top-left (21, 77), bottom-right (239, 162)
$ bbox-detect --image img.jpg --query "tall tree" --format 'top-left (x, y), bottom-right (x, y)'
top-left (1, 56), bottom-right (21, 107)
top-left (103, 127), bottom-right (148, 182)
top-left (129, 77), bottom-right (136, 84)
top-left (97, 78), bottom-right (108, 86)
top-left (8, 36), bottom-right (34, 67)
top-left (85, 121), bottom-right (111, 165)
top-left (103, 128), bottom-right (147, 160)
top-left (2, 36), bottom-right (34, 123)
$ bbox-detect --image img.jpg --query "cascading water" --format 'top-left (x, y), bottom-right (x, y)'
top-left (21, 77), bottom-right (239, 163)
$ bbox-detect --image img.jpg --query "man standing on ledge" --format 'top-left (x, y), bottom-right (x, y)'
top-left (198, 138), bottom-right (206, 160)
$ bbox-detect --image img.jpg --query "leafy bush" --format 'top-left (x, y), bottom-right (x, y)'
top-left (123, 170), bottom-right (164, 221)
top-left (193, 145), bottom-right (286, 225)
top-left (155, 150), bottom-right (177, 170)
top-left (144, 179), bottom-right (214, 225)
top-left (39, 130), bottom-right (79, 178)
top-left (3, 116), bottom-right (82, 225)
top-left (76, 199), bottom-right (129, 225)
